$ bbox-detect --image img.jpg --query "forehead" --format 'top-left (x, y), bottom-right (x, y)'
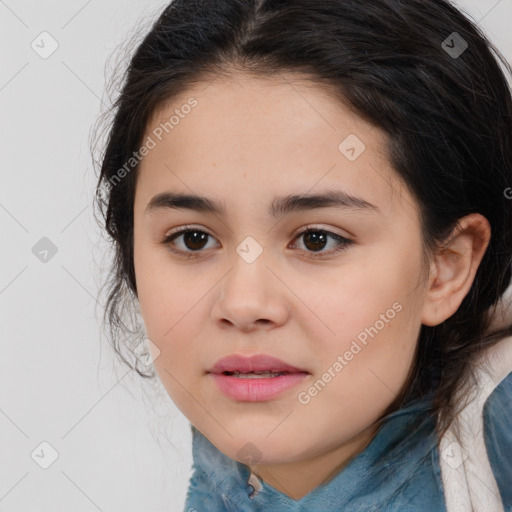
top-left (136, 72), bottom-right (418, 223)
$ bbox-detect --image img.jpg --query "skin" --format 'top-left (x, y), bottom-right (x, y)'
top-left (132, 72), bottom-right (490, 500)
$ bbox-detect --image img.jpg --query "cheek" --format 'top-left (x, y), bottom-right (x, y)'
top-left (134, 241), bottom-right (207, 336)
top-left (303, 261), bottom-right (421, 351)
top-left (133, 243), bottom-right (221, 407)
top-left (293, 278), bottom-right (421, 439)
top-left (133, 248), bottom-right (210, 412)
top-left (296, 243), bottom-right (424, 395)
top-left (138, 279), bottom-right (200, 339)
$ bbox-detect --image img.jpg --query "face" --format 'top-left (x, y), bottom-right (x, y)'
top-left (133, 72), bottom-right (429, 481)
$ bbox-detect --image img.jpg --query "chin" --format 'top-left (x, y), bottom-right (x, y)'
top-left (210, 432), bottom-right (296, 466)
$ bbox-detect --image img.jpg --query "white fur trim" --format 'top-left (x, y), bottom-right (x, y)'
top-left (439, 335), bottom-right (512, 512)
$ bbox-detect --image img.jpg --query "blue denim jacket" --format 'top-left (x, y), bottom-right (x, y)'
top-left (183, 371), bottom-right (512, 512)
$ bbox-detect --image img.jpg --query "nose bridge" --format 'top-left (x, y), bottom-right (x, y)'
top-left (212, 233), bottom-right (289, 329)
top-left (225, 234), bottom-right (271, 300)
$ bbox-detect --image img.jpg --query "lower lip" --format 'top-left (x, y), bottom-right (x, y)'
top-left (208, 372), bottom-right (309, 402)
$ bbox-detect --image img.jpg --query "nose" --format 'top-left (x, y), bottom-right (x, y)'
top-left (211, 249), bottom-right (291, 333)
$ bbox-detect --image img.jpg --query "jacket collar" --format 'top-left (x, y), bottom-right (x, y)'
top-left (187, 392), bottom-right (441, 510)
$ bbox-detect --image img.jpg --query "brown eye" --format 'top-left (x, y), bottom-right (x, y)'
top-left (179, 230), bottom-right (209, 251)
top-left (291, 228), bottom-right (353, 258)
top-left (161, 226), bottom-right (219, 258)
top-left (303, 231), bottom-right (329, 251)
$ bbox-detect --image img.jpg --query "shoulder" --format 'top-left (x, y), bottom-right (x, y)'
top-left (439, 335), bottom-right (512, 512)
top-left (482, 354), bottom-right (512, 510)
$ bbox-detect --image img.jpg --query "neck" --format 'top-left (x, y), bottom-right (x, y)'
top-left (249, 421), bottom-right (380, 500)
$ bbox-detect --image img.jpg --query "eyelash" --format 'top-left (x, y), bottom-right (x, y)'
top-left (159, 225), bottom-right (354, 260)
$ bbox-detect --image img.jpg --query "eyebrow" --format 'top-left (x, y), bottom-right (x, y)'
top-left (145, 189), bottom-right (381, 217)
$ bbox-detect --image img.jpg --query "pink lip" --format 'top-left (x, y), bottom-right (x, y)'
top-left (208, 354), bottom-right (308, 374)
top-left (207, 354), bottom-right (310, 402)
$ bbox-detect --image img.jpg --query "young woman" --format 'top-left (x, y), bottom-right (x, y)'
top-left (94, 0), bottom-right (512, 510)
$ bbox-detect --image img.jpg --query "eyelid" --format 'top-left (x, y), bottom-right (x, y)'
top-left (163, 224), bottom-right (214, 239)
top-left (290, 223), bottom-right (352, 241)
top-left (162, 224), bottom-right (351, 240)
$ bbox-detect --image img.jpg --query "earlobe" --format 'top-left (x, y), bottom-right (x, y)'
top-left (421, 214), bottom-right (491, 327)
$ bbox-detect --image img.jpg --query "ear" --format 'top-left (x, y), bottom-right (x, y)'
top-left (421, 213), bottom-right (491, 327)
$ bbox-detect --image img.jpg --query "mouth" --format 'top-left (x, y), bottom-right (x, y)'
top-left (207, 353), bottom-right (309, 375)
top-left (220, 370), bottom-right (298, 378)
top-left (207, 354), bottom-right (310, 402)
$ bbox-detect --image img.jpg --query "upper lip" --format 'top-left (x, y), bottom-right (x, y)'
top-left (207, 354), bottom-right (309, 374)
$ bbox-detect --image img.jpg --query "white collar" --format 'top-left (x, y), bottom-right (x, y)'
top-left (439, 284), bottom-right (512, 512)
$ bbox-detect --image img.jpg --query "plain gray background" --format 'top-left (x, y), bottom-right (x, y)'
top-left (1, 1), bottom-right (511, 511)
